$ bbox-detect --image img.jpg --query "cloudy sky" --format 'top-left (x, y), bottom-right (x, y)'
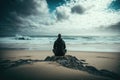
top-left (0, 0), bottom-right (120, 36)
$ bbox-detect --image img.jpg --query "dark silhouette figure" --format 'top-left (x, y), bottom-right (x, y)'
top-left (53, 34), bottom-right (67, 56)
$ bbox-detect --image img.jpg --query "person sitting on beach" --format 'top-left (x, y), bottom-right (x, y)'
top-left (53, 34), bottom-right (67, 56)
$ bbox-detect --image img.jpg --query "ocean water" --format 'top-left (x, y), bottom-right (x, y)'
top-left (0, 35), bottom-right (120, 52)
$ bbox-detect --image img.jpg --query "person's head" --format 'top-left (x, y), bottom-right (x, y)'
top-left (58, 34), bottom-right (61, 38)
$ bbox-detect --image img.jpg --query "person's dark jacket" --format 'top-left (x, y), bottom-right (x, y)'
top-left (53, 37), bottom-right (66, 56)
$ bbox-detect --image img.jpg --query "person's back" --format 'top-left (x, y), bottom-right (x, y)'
top-left (53, 34), bottom-right (67, 56)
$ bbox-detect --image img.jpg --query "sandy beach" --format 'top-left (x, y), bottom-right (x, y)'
top-left (0, 50), bottom-right (120, 80)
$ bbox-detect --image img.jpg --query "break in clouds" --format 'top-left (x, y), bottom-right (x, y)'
top-left (0, 0), bottom-right (120, 36)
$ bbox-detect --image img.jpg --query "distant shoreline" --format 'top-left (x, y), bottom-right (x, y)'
top-left (0, 49), bottom-right (120, 53)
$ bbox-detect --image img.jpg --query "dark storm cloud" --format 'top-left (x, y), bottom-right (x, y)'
top-left (98, 22), bottom-right (120, 34)
top-left (0, 0), bottom-right (68, 36)
top-left (107, 22), bottom-right (120, 32)
top-left (56, 9), bottom-right (69, 21)
top-left (109, 0), bottom-right (120, 10)
top-left (0, 0), bottom-right (37, 36)
top-left (0, 0), bottom-right (68, 27)
top-left (71, 5), bottom-right (85, 14)
top-left (0, 0), bottom-right (36, 25)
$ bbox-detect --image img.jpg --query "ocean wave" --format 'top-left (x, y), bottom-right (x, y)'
top-left (0, 35), bottom-right (120, 44)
